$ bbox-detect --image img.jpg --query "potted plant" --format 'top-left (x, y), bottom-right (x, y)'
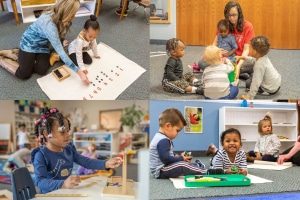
top-left (120, 104), bottom-right (144, 133)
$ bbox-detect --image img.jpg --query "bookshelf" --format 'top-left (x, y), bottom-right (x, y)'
top-left (19, 0), bottom-right (97, 23)
top-left (219, 107), bottom-right (298, 153)
top-left (73, 131), bottom-right (119, 158)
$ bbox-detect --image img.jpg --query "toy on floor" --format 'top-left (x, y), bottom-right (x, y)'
top-left (103, 150), bottom-right (136, 198)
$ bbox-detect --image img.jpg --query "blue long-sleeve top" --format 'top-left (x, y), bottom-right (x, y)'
top-left (31, 143), bottom-right (106, 193)
top-left (19, 13), bottom-right (79, 72)
top-left (157, 139), bottom-right (183, 165)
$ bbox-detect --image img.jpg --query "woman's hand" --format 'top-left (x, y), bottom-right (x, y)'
top-left (235, 56), bottom-right (246, 62)
top-left (277, 154), bottom-right (290, 165)
top-left (105, 157), bottom-right (123, 169)
top-left (77, 69), bottom-right (90, 85)
top-left (62, 175), bottom-right (80, 189)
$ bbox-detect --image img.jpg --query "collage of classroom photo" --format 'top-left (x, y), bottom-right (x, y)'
top-left (0, 0), bottom-right (300, 200)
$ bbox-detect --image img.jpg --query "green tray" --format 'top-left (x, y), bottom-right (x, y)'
top-left (184, 174), bottom-right (251, 187)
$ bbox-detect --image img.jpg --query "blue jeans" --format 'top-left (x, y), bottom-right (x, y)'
top-left (222, 84), bottom-right (239, 99)
top-left (205, 85), bottom-right (239, 99)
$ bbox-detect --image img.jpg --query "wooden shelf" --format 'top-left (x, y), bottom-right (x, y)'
top-left (219, 106), bottom-right (298, 152)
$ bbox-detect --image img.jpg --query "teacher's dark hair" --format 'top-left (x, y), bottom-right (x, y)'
top-left (224, 1), bottom-right (244, 33)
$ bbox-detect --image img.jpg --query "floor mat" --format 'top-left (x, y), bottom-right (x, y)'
top-left (150, 157), bottom-right (300, 200)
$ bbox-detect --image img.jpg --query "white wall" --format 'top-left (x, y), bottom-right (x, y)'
top-left (52, 101), bottom-right (149, 129)
top-left (150, 0), bottom-right (176, 40)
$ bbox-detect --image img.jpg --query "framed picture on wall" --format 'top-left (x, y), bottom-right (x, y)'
top-left (184, 106), bottom-right (203, 133)
top-left (99, 109), bottom-right (122, 131)
top-left (150, 0), bottom-right (171, 24)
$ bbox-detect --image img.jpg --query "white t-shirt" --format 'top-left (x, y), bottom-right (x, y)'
top-left (17, 131), bottom-right (29, 145)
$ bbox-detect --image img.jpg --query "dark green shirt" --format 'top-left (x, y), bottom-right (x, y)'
top-left (163, 57), bottom-right (183, 81)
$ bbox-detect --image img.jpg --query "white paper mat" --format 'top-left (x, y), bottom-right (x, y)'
top-left (247, 160), bottom-right (293, 170)
top-left (170, 174), bottom-right (272, 189)
top-left (37, 43), bottom-right (146, 100)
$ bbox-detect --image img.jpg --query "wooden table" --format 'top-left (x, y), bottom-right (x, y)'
top-left (32, 176), bottom-right (136, 200)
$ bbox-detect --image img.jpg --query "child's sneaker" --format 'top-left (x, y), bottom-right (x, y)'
top-left (195, 159), bottom-right (206, 169)
top-left (115, 8), bottom-right (128, 16)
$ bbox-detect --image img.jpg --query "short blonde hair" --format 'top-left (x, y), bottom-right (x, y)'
top-left (203, 45), bottom-right (221, 65)
top-left (48, 0), bottom-right (80, 39)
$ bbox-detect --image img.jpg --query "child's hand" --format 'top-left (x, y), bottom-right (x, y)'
top-left (63, 40), bottom-right (69, 47)
top-left (238, 168), bottom-right (248, 175)
top-left (77, 70), bottom-right (90, 85)
top-left (240, 94), bottom-right (249, 100)
top-left (105, 157), bottom-right (123, 169)
top-left (181, 152), bottom-right (192, 162)
top-left (62, 175), bottom-right (81, 189)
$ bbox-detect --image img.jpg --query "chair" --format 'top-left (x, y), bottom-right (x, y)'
top-left (11, 167), bottom-right (37, 200)
top-left (131, 0), bottom-right (150, 24)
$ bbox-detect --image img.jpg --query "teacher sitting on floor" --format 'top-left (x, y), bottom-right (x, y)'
top-left (16, 0), bottom-right (89, 84)
top-left (213, 1), bottom-right (255, 87)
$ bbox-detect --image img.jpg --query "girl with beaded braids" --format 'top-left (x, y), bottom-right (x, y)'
top-left (31, 108), bottom-right (123, 194)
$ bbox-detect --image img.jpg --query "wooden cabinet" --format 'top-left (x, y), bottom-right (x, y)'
top-left (176, 0), bottom-right (300, 49)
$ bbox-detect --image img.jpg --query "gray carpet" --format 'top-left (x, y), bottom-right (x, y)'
top-left (0, 0), bottom-right (149, 99)
top-left (150, 45), bottom-right (300, 100)
top-left (150, 157), bottom-right (300, 200)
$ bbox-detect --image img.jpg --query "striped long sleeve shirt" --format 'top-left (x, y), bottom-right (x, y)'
top-left (212, 149), bottom-right (247, 170)
top-left (202, 60), bottom-right (234, 99)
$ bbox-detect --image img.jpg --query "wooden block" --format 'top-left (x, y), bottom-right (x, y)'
top-left (103, 177), bottom-right (135, 199)
top-left (52, 65), bottom-right (71, 81)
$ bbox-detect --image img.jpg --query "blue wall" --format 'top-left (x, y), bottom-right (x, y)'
top-left (150, 100), bottom-right (296, 151)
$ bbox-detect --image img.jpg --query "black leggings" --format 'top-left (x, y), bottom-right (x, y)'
top-left (15, 49), bottom-right (50, 79)
top-left (69, 52), bottom-right (92, 67)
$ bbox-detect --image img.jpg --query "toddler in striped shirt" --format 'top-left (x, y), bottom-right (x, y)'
top-left (212, 128), bottom-right (248, 175)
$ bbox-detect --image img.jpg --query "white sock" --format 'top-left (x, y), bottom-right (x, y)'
top-left (191, 86), bottom-right (197, 93)
top-left (193, 79), bottom-right (199, 84)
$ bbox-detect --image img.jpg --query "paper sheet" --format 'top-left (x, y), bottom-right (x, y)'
top-left (170, 174), bottom-right (272, 189)
top-left (37, 43), bottom-right (146, 100)
top-left (248, 161), bottom-right (293, 170)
